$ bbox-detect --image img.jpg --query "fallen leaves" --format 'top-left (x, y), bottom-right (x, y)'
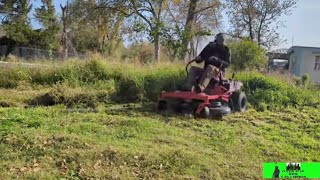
top-left (57, 159), bottom-right (69, 174)
top-left (9, 159), bottom-right (42, 174)
top-left (93, 160), bottom-right (102, 169)
top-left (33, 167), bottom-right (41, 172)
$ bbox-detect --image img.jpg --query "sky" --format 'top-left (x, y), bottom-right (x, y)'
top-left (200, 0), bottom-right (320, 51)
top-left (277, 0), bottom-right (320, 49)
top-left (31, 0), bottom-right (66, 27)
top-left (31, 0), bottom-right (320, 50)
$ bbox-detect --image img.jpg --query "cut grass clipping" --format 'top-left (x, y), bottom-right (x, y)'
top-left (0, 106), bottom-right (319, 179)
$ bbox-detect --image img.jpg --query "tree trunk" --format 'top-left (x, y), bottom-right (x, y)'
top-left (248, 16), bottom-right (254, 42)
top-left (60, 4), bottom-right (68, 59)
top-left (190, 39), bottom-right (195, 60)
top-left (183, 0), bottom-right (198, 62)
top-left (257, 19), bottom-right (264, 46)
top-left (195, 36), bottom-right (200, 55)
top-left (154, 35), bottom-right (160, 63)
top-left (257, 33), bottom-right (261, 45)
top-left (109, 15), bottom-right (124, 53)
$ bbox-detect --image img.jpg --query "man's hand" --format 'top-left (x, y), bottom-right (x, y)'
top-left (194, 56), bottom-right (203, 63)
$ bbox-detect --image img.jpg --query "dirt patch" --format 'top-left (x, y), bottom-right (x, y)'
top-left (29, 91), bottom-right (65, 106)
top-left (66, 94), bottom-right (99, 109)
top-left (28, 91), bottom-right (100, 109)
top-left (0, 101), bottom-right (15, 107)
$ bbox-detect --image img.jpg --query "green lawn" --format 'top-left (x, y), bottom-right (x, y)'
top-left (0, 104), bottom-right (319, 179)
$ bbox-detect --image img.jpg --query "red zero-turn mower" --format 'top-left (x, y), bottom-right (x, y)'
top-left (157, 58), bottom-right (247, 119)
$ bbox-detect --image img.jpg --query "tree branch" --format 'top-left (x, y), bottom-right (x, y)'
top-left (157, 0), bottom-right (164, 20)
top-left (95, 5), bottom-right (135, 17)
top-left (0, 10), bottom-right (18, 15)
top-left (129, 0), bottom-right (153, 29)
top-left (145, 0), bottom-right (157, 18)
top-left (193, 2), bottom-right (218, 15)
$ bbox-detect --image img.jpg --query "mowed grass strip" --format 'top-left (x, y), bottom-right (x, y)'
top-left (0, 106), bottom-right (319, 179)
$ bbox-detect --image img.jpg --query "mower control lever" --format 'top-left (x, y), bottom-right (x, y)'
top-left (186, 59), bottom-right (197, 75)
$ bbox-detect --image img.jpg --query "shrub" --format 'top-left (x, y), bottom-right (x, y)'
top-left (301, 73), bottom-right (310, 87)
top-left (256, 102), bottom-right (268, 112)
top-left (228, 40), bottom-right (268, 71)
top-left (121, 42), bottom-right (154, 64)
top-left (236, 71), bottom-right (320, 110)
top-left (293, 76), bottom-right (302, 86)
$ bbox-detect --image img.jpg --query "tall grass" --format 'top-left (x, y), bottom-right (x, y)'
top-left (236, 72), bottom-right (320, 110)
top-left (1, 59), bottom-right (319, 110)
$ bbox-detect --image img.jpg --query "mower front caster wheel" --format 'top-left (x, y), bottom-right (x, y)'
top-left (157, 100), bottom-right (167, 112)
top-left (200, 106), bottom-right (210, 118)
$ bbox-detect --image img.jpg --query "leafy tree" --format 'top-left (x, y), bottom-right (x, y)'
top-left (122, 42), bottom-right (154, 64)
top-left (225, 0), bottom-right (297, 48)
top-left (96, 0), bottom-right (221, 62)
top-left (1, 0), bottom-right (33, 46)
top-left (99, 0), bottom-right (184, 62)
top-left (34, 0), bottom-right (60, 50)
top-left (229, 39), bottom-right (267, 71)
top-left (68, 0), bottom-right (125, 54)
top-left (125, 0), bottom-right (168, 62)
top-left (1, 0), bottom-right (60, 51)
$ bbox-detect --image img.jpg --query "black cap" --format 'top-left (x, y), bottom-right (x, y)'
top-left (214, 33), bottom-right (225, 45)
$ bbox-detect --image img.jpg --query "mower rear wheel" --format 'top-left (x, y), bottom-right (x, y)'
top-left (231, 91), bottom-right (247, 112)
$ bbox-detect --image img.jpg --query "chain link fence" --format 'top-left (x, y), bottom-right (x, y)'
top-left (0, 45), bottom-right (86, 60)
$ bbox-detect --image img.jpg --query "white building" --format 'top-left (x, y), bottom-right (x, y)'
top-left (288, 46), bottom-right (320, 82)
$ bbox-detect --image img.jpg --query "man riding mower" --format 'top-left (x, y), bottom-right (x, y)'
top-left (185, 33), bottom-right (231, 93)
top-left (157, 33), bottom-right (247, 119)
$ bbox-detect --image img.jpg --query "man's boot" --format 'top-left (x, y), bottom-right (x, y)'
top-left (193, 84), bottom-right (205, 93)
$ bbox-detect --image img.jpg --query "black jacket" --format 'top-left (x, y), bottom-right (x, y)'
top-left (198, 41), bottom-right (231, 71)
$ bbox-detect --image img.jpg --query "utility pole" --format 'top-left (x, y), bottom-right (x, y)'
top-left (291, 37), bottom-right (294, 46)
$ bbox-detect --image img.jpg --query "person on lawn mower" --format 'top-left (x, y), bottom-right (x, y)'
top-left (186, 33), bottom-right (231, 94)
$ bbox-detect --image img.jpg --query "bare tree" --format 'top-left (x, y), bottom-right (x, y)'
top-left (163, 0), bottom-right (221, 61)
top-left (183, 0), bottom-right (221, 61)
top-left (127, 0), bottom-right (167, 62)
top-left (225, 0), bottom-right (297, 49)
top-left (96, 0), bottom-right (165, 62)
